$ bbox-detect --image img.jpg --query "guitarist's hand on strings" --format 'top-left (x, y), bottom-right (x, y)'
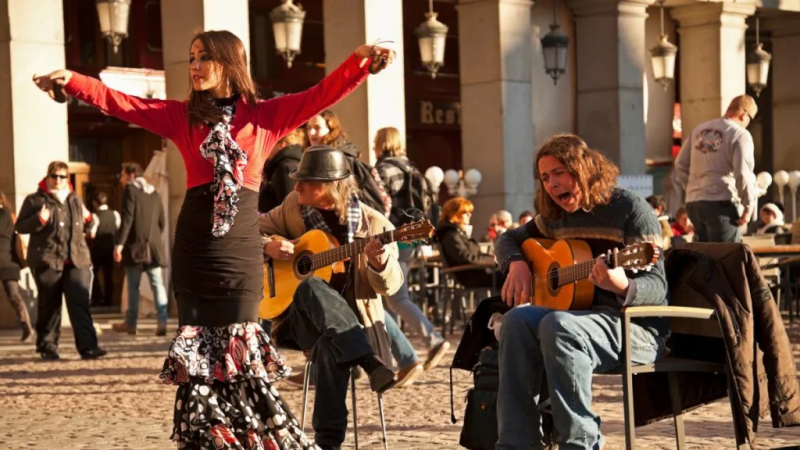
top-left (588, 248), bottom-right (630, 296)
top-left (265, 239), bottom-right (295, 261)
top-left (503, 261), bottom-right (532, 307)
top-left (364, 238), bottom-right (387, 272)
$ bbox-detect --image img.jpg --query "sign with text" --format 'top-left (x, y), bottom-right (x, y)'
top-left (412, 100), bottom-right (462, 128)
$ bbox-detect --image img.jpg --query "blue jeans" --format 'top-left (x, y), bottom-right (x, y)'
top-left (125, 265), bottom-right (168, 327)
top-left (384, 311), bottom-right (419, 369)
top-left (386, 247), bottom-right (444, 349)
top-left (496, 304), bottom-right (665, 450)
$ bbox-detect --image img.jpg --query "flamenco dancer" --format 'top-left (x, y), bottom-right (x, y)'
top-left (33, 30), bottom-right (395, 449)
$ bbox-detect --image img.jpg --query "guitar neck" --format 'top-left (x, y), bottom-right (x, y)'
top-left (557, 253), bottom-right (618, 286)
top-left (311, 230), bottom-right (396, 270)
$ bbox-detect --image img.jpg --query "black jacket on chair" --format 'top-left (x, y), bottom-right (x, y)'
top-left (16, 179), bottom-right (93, 271)
top-left (118, 181), bottom-right (167, 267)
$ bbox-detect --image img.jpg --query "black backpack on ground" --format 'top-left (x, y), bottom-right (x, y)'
top-left (451, 297), bottom-right (557, 450)
top-left (458, 345), bottom-right (500, 450)
top-left (383, 159), bottom-right (438, 226)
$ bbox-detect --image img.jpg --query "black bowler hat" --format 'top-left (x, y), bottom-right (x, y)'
top-left (289, 145), bottom-right (352, 181)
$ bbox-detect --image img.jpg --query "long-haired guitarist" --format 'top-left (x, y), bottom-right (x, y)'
top-left (493, 134), bottom-right (670, 450)
top-left (258, 145), bottom-right (400, 450)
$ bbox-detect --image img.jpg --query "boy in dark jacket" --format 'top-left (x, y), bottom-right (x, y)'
top-left (16, 161), bottom-right (106, 360)
top-left (111, 162), bottom-right (169, 336)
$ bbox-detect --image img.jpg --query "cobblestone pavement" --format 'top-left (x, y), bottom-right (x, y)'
top-left (1, 316), bottom-right (800, 450)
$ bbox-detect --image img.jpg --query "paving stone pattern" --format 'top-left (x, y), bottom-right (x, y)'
top-left (1, 318), bottom-right (800, 449)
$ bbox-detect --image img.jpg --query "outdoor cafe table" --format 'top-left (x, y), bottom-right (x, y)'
top-left (751, 245), bottom-right (800, 322)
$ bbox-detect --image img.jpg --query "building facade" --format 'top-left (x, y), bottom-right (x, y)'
top-left (1, 0), bottom-right (799, 324)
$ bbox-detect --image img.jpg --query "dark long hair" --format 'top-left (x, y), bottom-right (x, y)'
top-left (187, 30), bottom-right (258, 126)
top-left (534, 134), bottom-right (620, 222)
top-left (317, 110), bottom-right (349, 147)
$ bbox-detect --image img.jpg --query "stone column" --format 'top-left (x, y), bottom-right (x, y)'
top-left (670, 2), bottom-right (755, 142)
top-left (568, 0), bottom-right (653, 175)
top-left (458, 0), bottom-right (535, 231)
top-left (768, 17), bottom-right (800, 221)
top-left (0, 0), bottom-right (68, 328)
top-left (159, 0), bottom-right (250, 313)
top-left (323, 0), bottom-right (406, 164)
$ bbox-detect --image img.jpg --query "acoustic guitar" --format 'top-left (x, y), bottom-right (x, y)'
top-left (259, 220), bottom-right (435, 320)
top-left (521, 238), bottom-right (660, 311)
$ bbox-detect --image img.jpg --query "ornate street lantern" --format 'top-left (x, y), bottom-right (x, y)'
top-left (541, 0), bottom-right (569, 85)
top-left (747, 15), bottom-right (771, 98)
top-left (270, 0), bottom-right (306, 68)
top-left (416, 0), bottom-right (449, 79)
top-left (649, 0), bottom-right (678, 91)
top-left (96, 0), bottom-right (132, 54)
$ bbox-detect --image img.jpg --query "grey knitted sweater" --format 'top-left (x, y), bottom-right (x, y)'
top-left (495, 187), bottom-right (669, 337)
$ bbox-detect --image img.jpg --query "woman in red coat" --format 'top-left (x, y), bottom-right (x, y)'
top-left (33, 30), bottom-right (395, 450)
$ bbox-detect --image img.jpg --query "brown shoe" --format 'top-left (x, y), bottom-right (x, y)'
top-left (112, 322), bottom-right (136, 335)
top-left (394, 362), bottom-right (424, 388)
top-left (423, 341), bottom-right (450, 371)
top-left (155, 322), bottom-right (168, 336)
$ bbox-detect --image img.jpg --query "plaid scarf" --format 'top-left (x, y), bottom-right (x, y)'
top-left (302, 195), bottom-right (361, 244)
top-left (199, 101), bottom-right (248, 238)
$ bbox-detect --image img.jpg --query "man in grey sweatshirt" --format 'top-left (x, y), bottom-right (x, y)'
top-left (674, 95), bottom-right (758, 243)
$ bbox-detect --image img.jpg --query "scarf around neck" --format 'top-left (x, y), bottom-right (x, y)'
top-left (302, 195), bottom-right (361, 244)
top-left (199, 98), bottom-right (248, 237)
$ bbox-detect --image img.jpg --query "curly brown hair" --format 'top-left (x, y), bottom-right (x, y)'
top-left (534, 134), bottom-right (620, 222)
top-left (315, 110), bottom-right (349, 148)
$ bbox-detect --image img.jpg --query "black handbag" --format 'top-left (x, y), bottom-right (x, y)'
top-left (128, 211), bottom-right (154, 265)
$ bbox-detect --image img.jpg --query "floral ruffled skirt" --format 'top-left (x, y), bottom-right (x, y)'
top-left (160, 322), bottom-right (318, 450)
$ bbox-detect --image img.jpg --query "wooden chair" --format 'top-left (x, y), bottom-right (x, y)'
top-left (619, 305), bottom-right (749, 450)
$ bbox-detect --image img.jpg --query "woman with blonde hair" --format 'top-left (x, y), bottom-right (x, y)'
top-left (374, 127), bottom-right (451, 376)
top-left (434, 197), bottom-right (503, 289)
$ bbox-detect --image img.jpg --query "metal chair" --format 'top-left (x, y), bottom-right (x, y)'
top-left (432, 242), bottom-right (499, 337)
top-left (300, 358), bottom-right (389, 450)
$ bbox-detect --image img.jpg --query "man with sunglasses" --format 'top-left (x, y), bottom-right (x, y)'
top-left (674, 95), bottom-right (759, 243)
top-left (16, 161), bottom-right (106, 360)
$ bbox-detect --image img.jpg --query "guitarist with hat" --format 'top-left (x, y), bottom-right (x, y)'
top-left (493, 134), bottom-right (670, 450)
top-left (258, 145), bottom-right (401, 450)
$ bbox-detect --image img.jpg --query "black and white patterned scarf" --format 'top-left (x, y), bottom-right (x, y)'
top-left (302, 195), bottom-right (361, 244)
top-left (199, 100), bottom-right (247, 237)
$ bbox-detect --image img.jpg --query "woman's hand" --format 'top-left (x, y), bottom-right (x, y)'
top-left (265, 239), bottom-right (295, 261)
top-left (32, 70), bottom-right (72, 103)
top-left (502, 261), bottom-right (531, 307)
top-left (355, 44), bottom-right (396, 75)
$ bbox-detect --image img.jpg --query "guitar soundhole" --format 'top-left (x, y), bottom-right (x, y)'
top-left (296, 255), bottom-right (313, 276)
top-left (547, 266), bottom-right (559, 291)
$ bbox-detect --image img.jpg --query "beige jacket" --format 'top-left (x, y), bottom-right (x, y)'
top-left (257, 191), bottom-right (402, 363)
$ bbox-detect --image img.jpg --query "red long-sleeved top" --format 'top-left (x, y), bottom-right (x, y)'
top-left (64, 53), bottom-right (370, 192)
